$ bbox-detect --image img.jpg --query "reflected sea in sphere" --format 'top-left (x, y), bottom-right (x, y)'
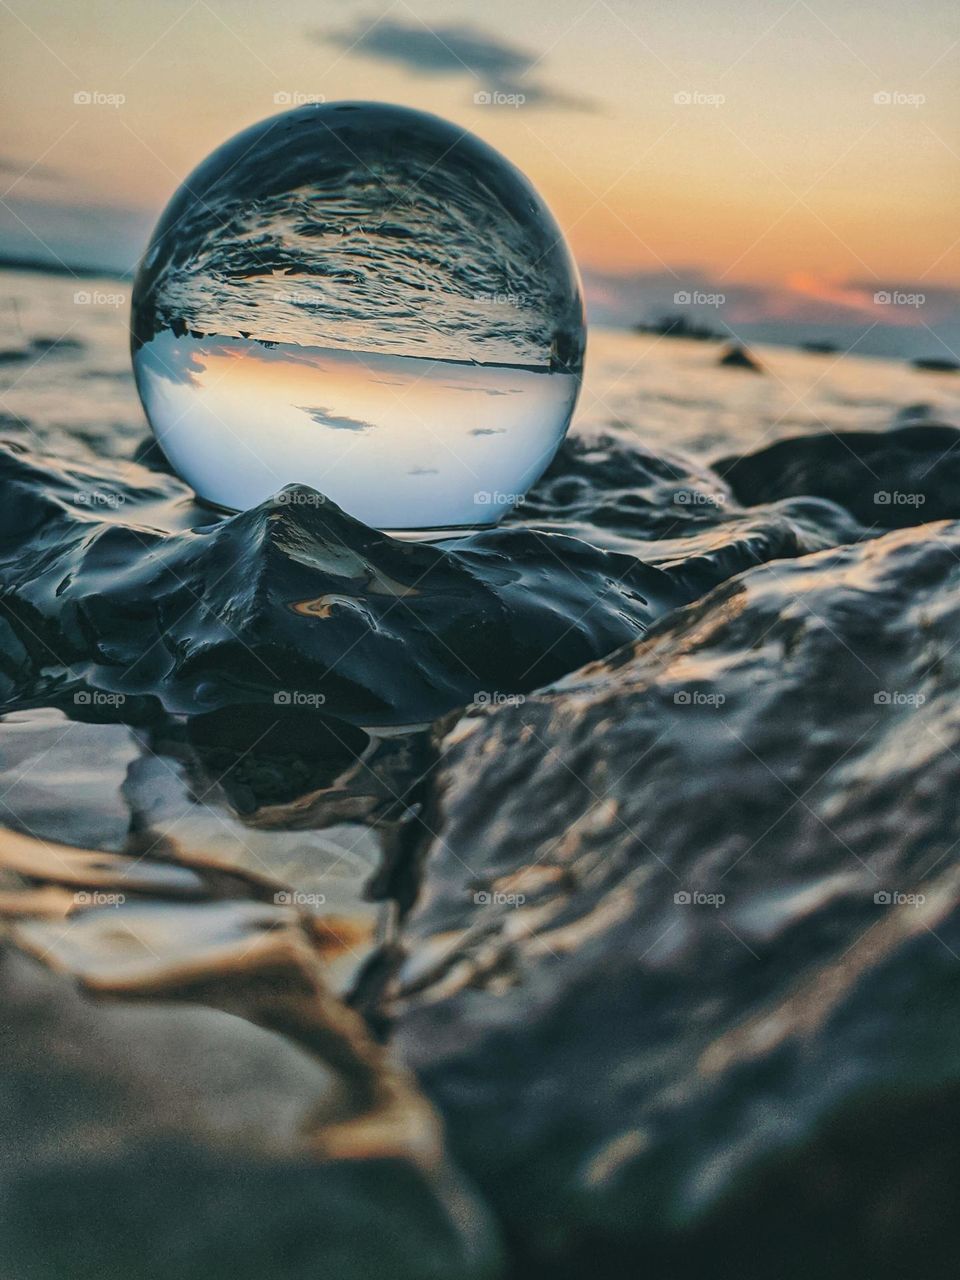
top-left (131, 102), bottom-right (585, 532)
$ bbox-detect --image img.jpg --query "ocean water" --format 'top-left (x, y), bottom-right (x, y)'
top-left (5, 268), bottom-right (959, 481)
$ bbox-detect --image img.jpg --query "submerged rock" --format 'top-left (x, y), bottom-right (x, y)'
top-left (390, 518), bottom-right (960, 1279)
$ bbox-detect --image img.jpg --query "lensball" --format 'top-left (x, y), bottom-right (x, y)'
top-left (131, 101), bottom-right (585, 534)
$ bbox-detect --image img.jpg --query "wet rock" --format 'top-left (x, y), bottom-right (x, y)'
top-left (716, 423), bottom-right (960, 528)
top-left (0, 708), bottom-right (137, 850)
top-left (131, 432), bottom-right (178, 475)
top-left (718, 344), bottom-right (762, 371)
top-left (0, 441), bottom-right (682, 725)
top-left (390, 519), bottom-right (960, 1279)
top-left (121, 732), bottom-right (388, 997)
top-left (0, 919), bottom-right (501, 1280)
top-left (801, 340), bottom-right (839, 353)
top-left (912, 357), bottom-right (959, 372)
top-left (515, 428), bottom-right (865, 590)
top-left (0, 823), bottom-right (204, 899)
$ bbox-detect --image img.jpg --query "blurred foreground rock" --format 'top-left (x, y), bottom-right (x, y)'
top-left (0, 828), bottom-right (500, 1280)
top-left (391, 518), bottom-right (960, 1279)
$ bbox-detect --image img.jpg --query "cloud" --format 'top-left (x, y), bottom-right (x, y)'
top-left (315, 19), bottom-right (597, 112)
top-left (579, 265), bottom-right (960, 360)
top-left (298, 404), bottom-right (376, 432)
top-left (0, 155), bottom-right (60, 182)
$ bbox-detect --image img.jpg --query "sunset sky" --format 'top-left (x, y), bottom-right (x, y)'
top-left (2, 0), bottom-right (959, 335)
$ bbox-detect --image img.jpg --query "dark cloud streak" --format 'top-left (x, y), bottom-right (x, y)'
top-left (314, 19), bottom-right (598, 112)
top-left (298, 404), bottom-right (376, 432)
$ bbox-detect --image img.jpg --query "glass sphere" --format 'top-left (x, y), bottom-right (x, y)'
top-left (131, 102), bottom-right (585, 534)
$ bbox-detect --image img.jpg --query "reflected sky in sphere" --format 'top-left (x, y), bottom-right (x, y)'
top-left (131, 101), bottom-right (585, 532)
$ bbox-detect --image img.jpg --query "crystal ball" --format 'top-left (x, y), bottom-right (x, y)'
top-left (131, 102), bottom-right (585, 534)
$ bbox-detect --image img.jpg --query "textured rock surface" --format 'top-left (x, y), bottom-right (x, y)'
top-left (0, 441), bottom-right (683, 725)
top-left (5, 409), bottom-right (960, 1278)
top-left (0, 838), bottom-right (500, 1280)
top-left (716, 423), bottom-right (960, 528)
top-left (391, 517), bottom-right (960, 1279)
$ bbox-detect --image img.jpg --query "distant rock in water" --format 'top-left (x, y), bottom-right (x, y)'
top-left (912, 356), bottom-right (960, 372)
top-left (634, 314), bottom-right (723, 341)
top-left (392, 517), bottom-right (960, 1280)
top-left (0, 336), bottom-right (85, 366)
top-left (718, 343), bottom-right (762, 371)
top-left (892, 402), bottom-right (936, 426)
top-left (801, 339), bottom-right (840, 353)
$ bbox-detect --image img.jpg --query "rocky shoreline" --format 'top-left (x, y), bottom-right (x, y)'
top-left (2, 416), bottom-right (960, 1277)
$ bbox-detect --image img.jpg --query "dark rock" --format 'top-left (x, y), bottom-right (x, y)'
top-left (716, 423), bottom-right (960, 529)
top-left (0, 431), bottom-right (881, 727)
top-left (912, 357), bottom-right (959, 372)
top-left (515, 429), bottom-right (865, 590)
top-left (0, 920), bottom-right (501, 1280)
top-left (633, 314), bottom-right (723, 341)
top-left (390, 519), bottom-right (960, 1279)
top-left (718, 343), bottom-right (762, 371)
top-left (0, 337), bottom-right (84, 365)
top-left (0, 441), bottom-right (684, 725)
